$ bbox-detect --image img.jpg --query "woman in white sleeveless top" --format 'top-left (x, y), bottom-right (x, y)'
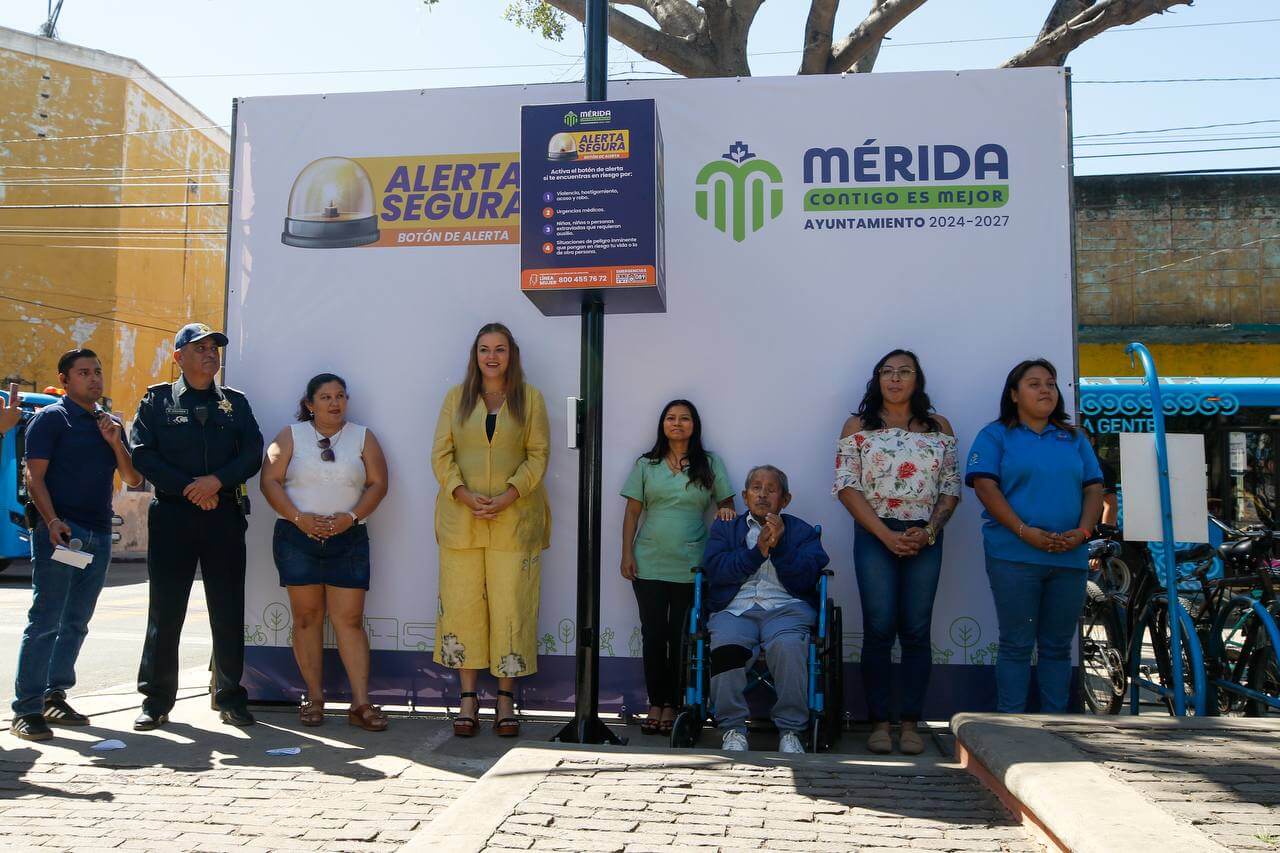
top-left (260, 373), bottom-right (389, 731)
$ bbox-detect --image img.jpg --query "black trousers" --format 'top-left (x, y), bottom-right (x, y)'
top-left (632, 578), bottom-right (694, 708)
top-left (137, 498), bottom-right (248, 713)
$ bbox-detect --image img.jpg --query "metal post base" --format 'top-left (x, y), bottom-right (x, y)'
top-left (551, 714), bottom-right (627, 745)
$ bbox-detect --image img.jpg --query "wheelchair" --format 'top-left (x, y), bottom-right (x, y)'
top-left (669, 527), bottom-right (844, 753)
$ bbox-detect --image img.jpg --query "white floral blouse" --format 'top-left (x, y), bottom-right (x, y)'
top-left (833, 427), bottom-right (961, 522)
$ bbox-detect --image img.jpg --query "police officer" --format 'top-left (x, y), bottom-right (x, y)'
top-left (129, 323), bottom-right (264, 730)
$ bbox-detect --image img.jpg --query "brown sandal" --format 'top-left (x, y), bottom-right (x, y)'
top-left (299, 696), bottom-right (324, 727)
top-left (347, 703), bottom-right (388, 732)
top-left (453, 692), bottom-right (479, 738)
top-left (494, 689), bottom-right (520, 738)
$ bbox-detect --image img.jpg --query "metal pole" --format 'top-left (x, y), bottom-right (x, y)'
top-left (553, 0), bottom-right (622, 745)
top-left (1126, 342), bottom-right (1185, 715)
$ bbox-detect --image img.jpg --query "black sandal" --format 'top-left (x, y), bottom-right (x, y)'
top-left (640, 706), bottom-right (662, 736)
top-left (453, 692), bottom-right (479, 738)
top-left (494, 689), bottom-right (520, 738)
top-left (659, 704), bottom-right (676, 735)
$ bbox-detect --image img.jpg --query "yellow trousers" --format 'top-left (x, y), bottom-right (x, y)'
top-left (435, 546), bottom-right (541, 677)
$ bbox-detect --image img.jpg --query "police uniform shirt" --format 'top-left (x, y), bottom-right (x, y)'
top-left (128, 375), bottom-right (263, 497)
top-left (964, 420), bottom-right (1103, 569)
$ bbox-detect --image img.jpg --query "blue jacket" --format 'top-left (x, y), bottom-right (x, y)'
top-left (701, 514), bottom-right (830, 614)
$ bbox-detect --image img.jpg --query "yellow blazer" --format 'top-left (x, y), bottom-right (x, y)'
top-left (432, 383), bottom-right (551, 552)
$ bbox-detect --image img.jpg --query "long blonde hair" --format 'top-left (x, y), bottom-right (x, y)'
top-left (458, 322), bottom-right (526, 424)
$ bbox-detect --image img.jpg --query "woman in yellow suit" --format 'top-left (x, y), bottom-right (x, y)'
top-left (432, 322), bottom-right (550, 738)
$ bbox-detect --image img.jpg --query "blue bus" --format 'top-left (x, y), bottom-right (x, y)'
top-left (1080, 377), bottom-right (1279, 528)
top-left (0, 390), bottom-right (61, 573)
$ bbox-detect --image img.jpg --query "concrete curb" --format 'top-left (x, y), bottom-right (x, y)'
top-left (406, 738), bottom-right (981, 852)
top-left (952, 713), bottom-right (1231, 853)
top-left (403, 744), bottom-right (561, 853)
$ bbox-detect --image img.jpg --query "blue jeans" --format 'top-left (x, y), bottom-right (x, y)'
top-left (708, 601), bottom-right (815, 734)
top-left (985, 555), bottom-right (1086, 713)
top-left (854, 519), bottom-right (943, 722)
top-left (12, 521), bottom-right (112, 717)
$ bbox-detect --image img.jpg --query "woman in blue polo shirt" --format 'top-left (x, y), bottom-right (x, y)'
top-left (965, 359), bottom-right (1104, 713)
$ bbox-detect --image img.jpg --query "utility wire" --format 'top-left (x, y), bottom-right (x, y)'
top-left (0, 201), bottom-right (227, 210)
top-left (1, 124), bottom-right (228, 145)
top-left (1076, 119), bottom-right (1280, 139)
top-left (1076, 144), bottom-right (1280, 159)
top-left (1075, 75), bottom-right (1280, 84)
top-left (0, 293), bottom-right (179, 334)
top-left (1076, 134), bottom-right (1280, 147)
top-left (27, 17), bottom-right (1274, 83)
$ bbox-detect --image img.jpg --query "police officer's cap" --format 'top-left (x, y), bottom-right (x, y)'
top-left (174, 323), bottom-right (229, 350)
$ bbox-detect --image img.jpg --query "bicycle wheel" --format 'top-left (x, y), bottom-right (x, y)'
top-left (1103, 555), bottom-right (1132, 597)
top-left (1245, 645), bottom-right (1280, 717)
top-left (1148, 601), bottom-right (1206, 716)
top-left (1079, 583), bottom-right (1126, 714)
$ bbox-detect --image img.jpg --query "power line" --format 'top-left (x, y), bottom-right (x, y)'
top-left (0, 241), bottom-right (223, 252)
top-left (1075, 75), bottom-right (1280, 84)
top-left (1076, 144), bottom-right (1280, 159)
top-left (0, 164), bottom-right (227, 173)
top-left (1075, 119), bottom-right (1280, 139)
top-left (0, 201), bottom-right (227, 210)
top-left (1076, 134), bottom-right (1280, 148)
top-left (0, 292), bottom-right (178, 334)
top-left (1, 124), bottom-right (228, 146)
top-left (26, 16), bottom-right (1272, 83)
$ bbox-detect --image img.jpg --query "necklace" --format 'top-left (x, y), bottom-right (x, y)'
top-left (312, 422), bottom-right (345, 449)
top-left (666, 451), bottom-right (688, 472)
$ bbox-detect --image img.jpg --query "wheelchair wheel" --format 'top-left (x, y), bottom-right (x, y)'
top-left (670, 707), bottom-right (703, 748)
top-left (820, 603), bottom-right (844, 749)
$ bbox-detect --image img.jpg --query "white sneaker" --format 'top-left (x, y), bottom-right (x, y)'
top-left (778, 731), bottom-right (805, 754)
top-left (721, 730), bottom-right (748, 752)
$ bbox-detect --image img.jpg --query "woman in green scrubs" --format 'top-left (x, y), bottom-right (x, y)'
top-left (621, 399), bottom-right (737, 735)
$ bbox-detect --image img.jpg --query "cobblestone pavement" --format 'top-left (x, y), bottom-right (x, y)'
top-left (1042, 719), bottom-right (1280, 852)
top-left (433, 747), bottom-right (1039, 853)
top-left (0, 668), bottom-right (548, 853)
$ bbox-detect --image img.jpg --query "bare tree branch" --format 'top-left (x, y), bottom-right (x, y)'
top-left (828, 0), bottom-right (928, 74)
top-left (851, 0), bottom-right (889, 73)
top-left (1004, 0), bottom-right (1193, 67)
top-left (698, 0), bottom-right (764, 76)
top-left (542, 0), bottom-right (719, 77)
top-left (612, 0), bottom-right (704, 38)
top-left (799, 0), bottom-right (839, 75)
top-left (1029, 0), bottom-right (1097, 66)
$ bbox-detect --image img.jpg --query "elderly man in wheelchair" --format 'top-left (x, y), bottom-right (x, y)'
top-left (699, 464), bottom-right (831, 753)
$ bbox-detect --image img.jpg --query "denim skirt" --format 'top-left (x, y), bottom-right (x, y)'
top-left (272, 519), bottom-right (371, 590)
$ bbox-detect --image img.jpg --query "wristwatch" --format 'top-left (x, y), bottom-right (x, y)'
top-left (347, 510), bottom-right (361, 525)
top-left (924, 524), bottom-right (937, 546)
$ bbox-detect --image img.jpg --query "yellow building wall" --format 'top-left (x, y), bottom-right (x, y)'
top-left (1079, 342), bottom-right (1280, 378)
top-left (0, 38), bottom-right (227, 420)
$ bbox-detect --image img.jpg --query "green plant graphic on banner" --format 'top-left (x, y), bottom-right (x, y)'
top-left (971, 643), bottom-right (1000, 666)
top-left (695, 142), bottom-right (783, 243)
top-left (949, 616), bottom-right (981, 663)
top-left (263, 602), bottom-right (291, 646)
top-left (558, 619), bottom-right (576, 654)
top-left (540, 633), bottom-right (557, 655)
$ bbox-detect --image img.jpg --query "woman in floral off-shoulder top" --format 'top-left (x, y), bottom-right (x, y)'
top-left (833, 349), bottom-right (960, 756)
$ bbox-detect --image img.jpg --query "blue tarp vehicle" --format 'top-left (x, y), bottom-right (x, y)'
top-left (0, 390), bottom-right (60, 573)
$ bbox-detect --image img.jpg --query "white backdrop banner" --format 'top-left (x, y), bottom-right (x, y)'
top-left (226, 69), bottom-right (1075, 716)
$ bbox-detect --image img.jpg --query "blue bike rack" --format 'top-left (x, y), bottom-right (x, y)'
top-left (1125, 342), bottom-right (1206, 716)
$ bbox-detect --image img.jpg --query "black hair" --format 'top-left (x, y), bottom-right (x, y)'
top-left (296, 373), bottom-right (347, 422)
top-left (998, 358), bottom-right (1074, 431)
top-left (855, 349), bottom-right (938, 432)
top-left (57, 348), bottom-right (98, 378)
top-left (640, 399), bottom-right (716, 492)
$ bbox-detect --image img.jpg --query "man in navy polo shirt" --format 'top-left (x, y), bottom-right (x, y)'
top-left (9, 349), bottom-right (142, 741)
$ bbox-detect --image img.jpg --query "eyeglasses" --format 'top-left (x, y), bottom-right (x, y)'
top-left (879, 367), bottom-right (916, 380)
top-left (317, 436), bottom-right (335, 463)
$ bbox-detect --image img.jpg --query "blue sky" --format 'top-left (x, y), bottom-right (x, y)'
top-left (1, 0), bottom-right (1276, 175)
